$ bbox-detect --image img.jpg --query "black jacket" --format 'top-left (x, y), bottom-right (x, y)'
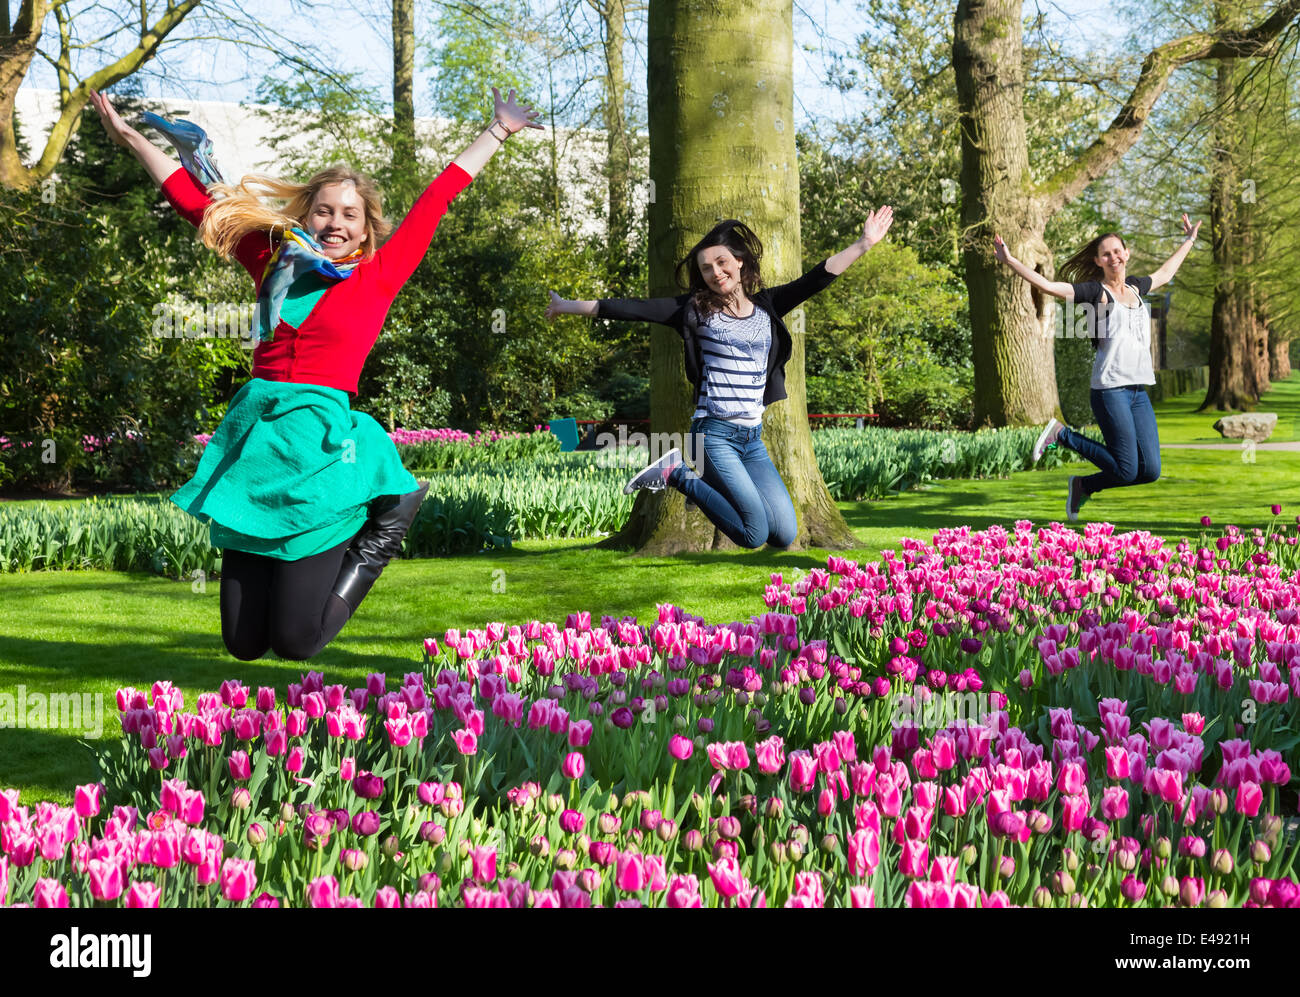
top-left (596, 260), bottom-right (839, 408)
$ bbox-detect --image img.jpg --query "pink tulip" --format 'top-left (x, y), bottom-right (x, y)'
top-left (1235, 781), bottom-right (1263, 817)
top-left (74, 783), bottom-right (102, 819)
top-left (221, 858), bottom-right (257, 902)
top-left (451, 728), bottom-right (477, 755)
top-left (124, 880), bottom-right (161, 908)
top-left (706, 856), bottom-right (746, 899)
top-left (33, 878), bottom-right (68, 908)
top-left (562, 752), bottom-right (585, 780)
top-left (788, 751), bottom-right (817, 793)
top-left (1100, 786), bottom-right (1129, 821)
top-left (846, 829), bottom-right (880, 877)
top-left (228, 751), bottom-right (251, 782)
top-left (666, 874), bottom-right (702, 908)
top-left (898, 840), bottom-right (929, 878)
top-left (616, 851), bottom-right (647, 892)
top-left (87, 858), bottom-right (123, 901)
top-left (850, 885), bottom-right (875, 908)
top-left (669, 734), bottom-right (694, 761)
top-left (469, 845), bottom-right (497, 883)
top-left (308, 875), bottom-right (340, 908)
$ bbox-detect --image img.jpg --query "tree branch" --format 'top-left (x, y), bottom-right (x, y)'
top-left (1037, 0), bottom-right (1300, 215)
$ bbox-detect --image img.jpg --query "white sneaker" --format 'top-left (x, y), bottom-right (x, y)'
top-left (624, 448), bottom-right (683, 494)
top-left (1033, 418), bottom-right (1065, 463)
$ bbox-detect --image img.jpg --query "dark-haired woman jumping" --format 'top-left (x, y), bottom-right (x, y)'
top-left (994, 217), bottom-right (1200, 521)
top-left (546, 211), bottom-right (892, 548)
top-left (92, 86), bottom-right (541, 660)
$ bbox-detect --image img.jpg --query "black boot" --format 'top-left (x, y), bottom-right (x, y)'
top-left (332, 483), bottom-right (429, 612)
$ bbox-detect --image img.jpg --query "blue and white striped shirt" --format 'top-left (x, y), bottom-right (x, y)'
top-left (693, 307), bottom-right (772, 425)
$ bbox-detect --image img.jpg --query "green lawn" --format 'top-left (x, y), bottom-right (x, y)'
top-left (3, 434), bottom-right (1298, 804)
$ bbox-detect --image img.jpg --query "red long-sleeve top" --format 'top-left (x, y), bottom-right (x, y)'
top-left (161, 163), bottom-right (473, 394)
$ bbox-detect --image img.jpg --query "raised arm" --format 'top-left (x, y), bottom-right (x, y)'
top-left (89, 89), bottom-right (178, 187)
top-left (993, 235), bottom-right (1075, 301)
top-left (824, 205), bottom-right (894, 275)
top-left (1148, 214), bottom-right (1201, 291)
top-left (369, 87), bottom-right (542, 295)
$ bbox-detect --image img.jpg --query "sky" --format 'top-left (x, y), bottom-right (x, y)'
top-left (18, 0), bottom-right (1131, 130)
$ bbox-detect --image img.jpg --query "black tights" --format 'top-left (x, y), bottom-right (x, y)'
top-left (219, 537), bottom-right (356, 661)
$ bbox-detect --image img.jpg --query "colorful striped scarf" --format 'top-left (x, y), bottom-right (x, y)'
top-left (143, 111), bottom-right (364, 342)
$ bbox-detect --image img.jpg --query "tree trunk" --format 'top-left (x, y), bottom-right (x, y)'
top-left (596, 0), bottom-right (633, 279)
top-left (1201, 4), bottom-right (1269, 411)
top-left (1269, 324), bottom-right (1291, 380)
top-left (391, 0), bottom-right (416, 189)
top-left (953, 0), bottom-right (1060, 427)
top-left (608, 0), bottom-right (855, 553)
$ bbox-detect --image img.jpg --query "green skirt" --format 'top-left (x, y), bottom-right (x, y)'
top-left (172, 379), bottom-right (418, 560)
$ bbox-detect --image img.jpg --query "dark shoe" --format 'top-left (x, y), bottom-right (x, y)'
top-left (1066, 475), bottom-right (1089, 522)
top-left (624, 448), bottom-right (682, 494)
top-left (332, 483), bottom-right (429, 611)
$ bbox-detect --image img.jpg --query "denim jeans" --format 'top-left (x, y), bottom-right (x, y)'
top-left (1056, 386), bottom-right (1161, 497)
top-left (670, 417), bottom-right (797, 548)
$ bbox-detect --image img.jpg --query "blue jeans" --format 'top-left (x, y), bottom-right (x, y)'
top-left (1056, 386), bottom-right (1161, 497)
top-left (670, 417), bottom-right (797, 549)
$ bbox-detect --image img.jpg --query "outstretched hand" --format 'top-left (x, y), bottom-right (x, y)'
top-left (493, 87), bottom-right (544, 135)
top-left (1180, 213), bottom-right (1202, 242)
top-left (88, 89), bottom-right (137, 149)
top-left (545, 291), bottom-right (565, 323)
top-left (861, 205), bottom-right (894, 248)
top-left (992, 234), bottom-right (1013, 264)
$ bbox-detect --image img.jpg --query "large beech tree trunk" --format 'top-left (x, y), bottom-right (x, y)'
top-left (951, 0), bottom-right (1300, 426)
top-left (1201, 3), bottom-right (1271, 410)
top-left (608, 0), bottom-right (855, 553)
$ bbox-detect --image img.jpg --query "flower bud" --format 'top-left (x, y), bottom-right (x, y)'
top-left (764, 796), bottom-right (784, 820)
top-left (1069, 892), bottom-right (1087, 908)
top-left (1115, 848), bottom-right (1137, 872)
top-left (1062, 847), bottom-right (1079, 871)
top-left (381, 835), bottom-right (400, 859)
top-left (1211, 849), bottom-right (1233, 876)
top-left (230, 787), bottom-right (252, 811)
top-left (1051, 870), bottom-right (1075, 895)
top-left (769, 840), bottom-right (787, 864)
top-left (1209, 788), bottom-right (1229, 815)
top-left (554, 847), bottom-right (577, 869)
top-left (1032, 886), bottom-right (1052, 908)
top-left (999, 855), bottom-right (1015, 879)
top-left (419, 821), bottom-right (445, 845)
top-left (786, 839), bottom-right (804, 862)
top-left (673, 714), bottom-right (688, 730)
top-left (1206, 889), bottom-right (1228, 908)
top-left (961, 843), bottom-right (979, 867)
top-left (682, 829), bottom-right (704, 852)
top-left (246, 822), bottom-right (267, 846)
top-left (834, 698), bottom-right (848, 715)
top-left (530, 834), bottom-right (550, 857)
top-left (821, 833), bottom-right (839, 854)
top-left (546, 793), bottom-right (565, 814)
top-left (280, 802), bottom-right (296, 823)
top-left (791, 824), bottom-right (810, 847)
top-left (342, 848), bottom-right (368, 872)
top-left (1251, 839), bottom-right (1271, 864)
top-left (656, 819), bottom-right (678, 843)
top-left (1155, 837), bottom-right (1172, 860)
top-left (1160, 875), bottom-right (1179, 898)
top-left (1261, 814), bottom-right (1282, 846)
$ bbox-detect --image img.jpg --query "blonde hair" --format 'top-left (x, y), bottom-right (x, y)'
top-left (198, 165), bottom-right (392, 259)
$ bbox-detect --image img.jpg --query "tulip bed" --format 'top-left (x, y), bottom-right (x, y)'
top-left (1, 517), bottom-right (1298, 908)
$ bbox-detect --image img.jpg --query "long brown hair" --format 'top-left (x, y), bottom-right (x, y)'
top-left (198, 165), bottom-right (392, 260)
top-left (1058, 232), bottom-right (1127, 350)
top-left (675, 220), bottom-right (765, 320)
